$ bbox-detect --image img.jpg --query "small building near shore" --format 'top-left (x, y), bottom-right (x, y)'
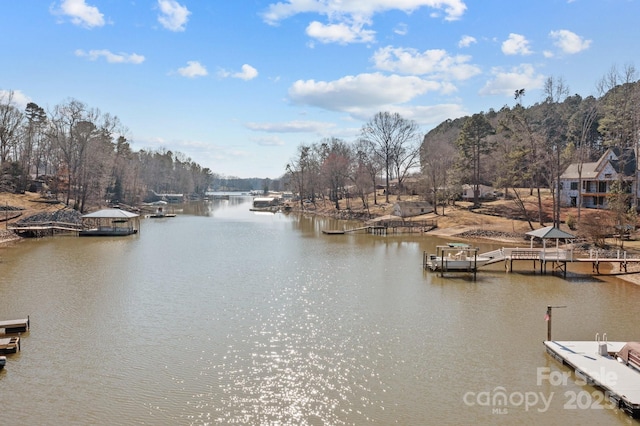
top-left (392, 201), bottom-right (433, 218)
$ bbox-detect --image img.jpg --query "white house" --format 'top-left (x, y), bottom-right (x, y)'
top-left (460, 184), bottom-right (495, 201)
top-left (559, 148), bottom-right (637, 209)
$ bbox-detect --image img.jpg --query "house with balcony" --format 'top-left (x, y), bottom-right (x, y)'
top-left (559, 148), bottom-right (637, 209)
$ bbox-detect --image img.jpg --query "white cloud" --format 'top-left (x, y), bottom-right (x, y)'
top-left (372, 46), bottom-right (481, 81)
top-left (288, 72), bottom-right (445, 113)
top-left (549, 29), bottom-right (591, 54)
top-left (262, 0), bottom-right (465, 44)
top-left (458, 35), bottom-right (476, 48)
top-left (479, 64), bottom-right (545, 96)
top-left (252, 136), bottom-right (286, 146)
top-left (306, 21), bottom-right (375, 44)
top-left (502, 33), bottom-right (532, 55)
top-left (385, 103), bottom-right (468, 126)
top-left (178, 61), bottom-right (208, 78)
top-left (75, 49), bottom-right (145, 64)
top-left (52, 0), bottom-right (105, 28)
top-left (234, 64), bottom-right (259, 80)
top-left (245, 120), bottom-right (336, 133)
top-left (157, 0), bottom-right (191, 32)
top-left (0, 90), bottom-right (32, 110)
top-left (262, 0), bottom-right (467, 25)
top-left (218, 64), bottom-right (259, 80)
top-left (394, 23), bottom-right (408, 36)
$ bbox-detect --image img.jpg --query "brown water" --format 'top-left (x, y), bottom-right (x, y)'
top-left (1, 196), bottom-right (639, 425)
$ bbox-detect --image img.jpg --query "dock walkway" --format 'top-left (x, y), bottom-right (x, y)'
top-left (424, 246), bottom-right (640, 277)
top-left (0, 317), bottom-right (30, 333)
top-left (0, 318), bottom-right (31, 334)
top-left (544, 340), bottom-right (640, 418)
top-left (323, 220), bottom-right (437, 235)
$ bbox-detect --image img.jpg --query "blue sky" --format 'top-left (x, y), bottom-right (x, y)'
top-left (1, 1), bottom-right (638, 179)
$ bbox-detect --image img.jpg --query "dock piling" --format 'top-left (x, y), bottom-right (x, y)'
top-left (546, 305), bottom-right (566, 341)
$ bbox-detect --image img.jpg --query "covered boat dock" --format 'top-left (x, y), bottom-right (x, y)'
top-left (79, 209), bottom-right (140, 236)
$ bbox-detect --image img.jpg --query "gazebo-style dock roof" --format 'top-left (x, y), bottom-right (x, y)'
top-left (526, 225), bottom-right (575, 241)
top-left (80, 208), bottom-right (140, 236)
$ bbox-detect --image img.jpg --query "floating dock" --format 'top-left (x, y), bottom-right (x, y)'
top-left (0, 317), bottom-right (30, 333)
top-left (0, 336), bottom-right (20, 354)
top-left (544, 340), bottom-right (640, 419)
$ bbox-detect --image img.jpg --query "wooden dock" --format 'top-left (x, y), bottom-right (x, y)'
top-left (0, 317), bottom-right (30, 333)
top-left (322, 226), bottom-right (386, 235)
top-left (544, 340), bottom-right (640, 419)
top-left (8, 221), bottom-right (81, 237)
top-left (0, 336), bottom-right (20, 354)
top-left (423, 246), bottom-right (640, 278)
top-left (323, 220), bottom-right (437, 236)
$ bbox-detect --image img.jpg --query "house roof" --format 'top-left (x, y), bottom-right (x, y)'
top-left (560, 162), bottom-right (600, 179)
top-left (82, 209), bottom-right (139, 219)
top-left (526, 226), bottom-right (575, 240)
top-left (561, 147), bottom-right (637, 179)
top-left (394, 201), bottom-right (432, 207)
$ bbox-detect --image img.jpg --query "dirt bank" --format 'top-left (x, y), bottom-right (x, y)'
top-left (0, 191), bottom-right (71, 245)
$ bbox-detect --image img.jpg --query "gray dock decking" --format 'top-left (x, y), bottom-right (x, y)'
top-left (544, 340), bottom-right (640, 418)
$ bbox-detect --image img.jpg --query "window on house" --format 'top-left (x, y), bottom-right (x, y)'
top-left (570, 182), bottom-right (578, 190)
top-left (605, 173), bottom-right (612, 178)
top-left (599, 182), bottom-right (607, 192)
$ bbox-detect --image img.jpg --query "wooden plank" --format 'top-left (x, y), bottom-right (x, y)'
top-left (0, 317), bottom-right (29, 333)
top-left (0, 336), bottom-right (20, 354)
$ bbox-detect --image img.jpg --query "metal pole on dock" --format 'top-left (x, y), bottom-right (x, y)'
top-left (546, 305), bottom-right (567, 341)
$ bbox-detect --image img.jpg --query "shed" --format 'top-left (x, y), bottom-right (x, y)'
top-left (80, 209), bottom-right (140, 236)
top-left (392, 201), bottom-right (434, 218)
top-left (461, 184), bottom-right (496, 200)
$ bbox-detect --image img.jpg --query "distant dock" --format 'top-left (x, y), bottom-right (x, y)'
top-left (0, 317), bottom-right (30, 369)
top-left (0, 317), bottom-right (30, 333)
top-left (323, 220), bottom-right (437, 236)
top-left (0, 336), bottom-right (20, 354)
top-left (544, 340), bottom-right (640, 419)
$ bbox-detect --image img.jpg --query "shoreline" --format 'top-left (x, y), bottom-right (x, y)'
top-left (3, 195), bottom-right (640, 285)
top-left (0, 229), bottom-right (21, 246)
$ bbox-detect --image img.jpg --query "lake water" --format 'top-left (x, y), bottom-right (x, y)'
top-left (1, 195), bottom-right (639, 425)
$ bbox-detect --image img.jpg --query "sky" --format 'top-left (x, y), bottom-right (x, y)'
top-left (1, 1), bottom-right (639, 179)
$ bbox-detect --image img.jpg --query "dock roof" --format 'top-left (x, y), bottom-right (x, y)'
top-left (82, 209), bottom-right (139, 219)
top-left (526, 226), bottom-right (575, 240)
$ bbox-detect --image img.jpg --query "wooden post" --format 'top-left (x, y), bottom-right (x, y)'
top-left (546, 305), bottom-right (567, 341)
top-left (546, 306), bottom-right (552, 341)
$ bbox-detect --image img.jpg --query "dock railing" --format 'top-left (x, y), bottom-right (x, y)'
top-left (8, 221), bottom-right (82, 232)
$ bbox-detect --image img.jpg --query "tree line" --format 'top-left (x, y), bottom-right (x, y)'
top-left (423, 65), bottom-right (640, 231)
top-left (284, 111), bottom-right (422, 216)
top-left (286, 65), bottom-right (640, 231)
top-left (0, 94), bottom-right (213, 211)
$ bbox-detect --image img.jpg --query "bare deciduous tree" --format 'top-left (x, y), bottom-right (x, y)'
top-left (361, 112), bottom-right (420, 203)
